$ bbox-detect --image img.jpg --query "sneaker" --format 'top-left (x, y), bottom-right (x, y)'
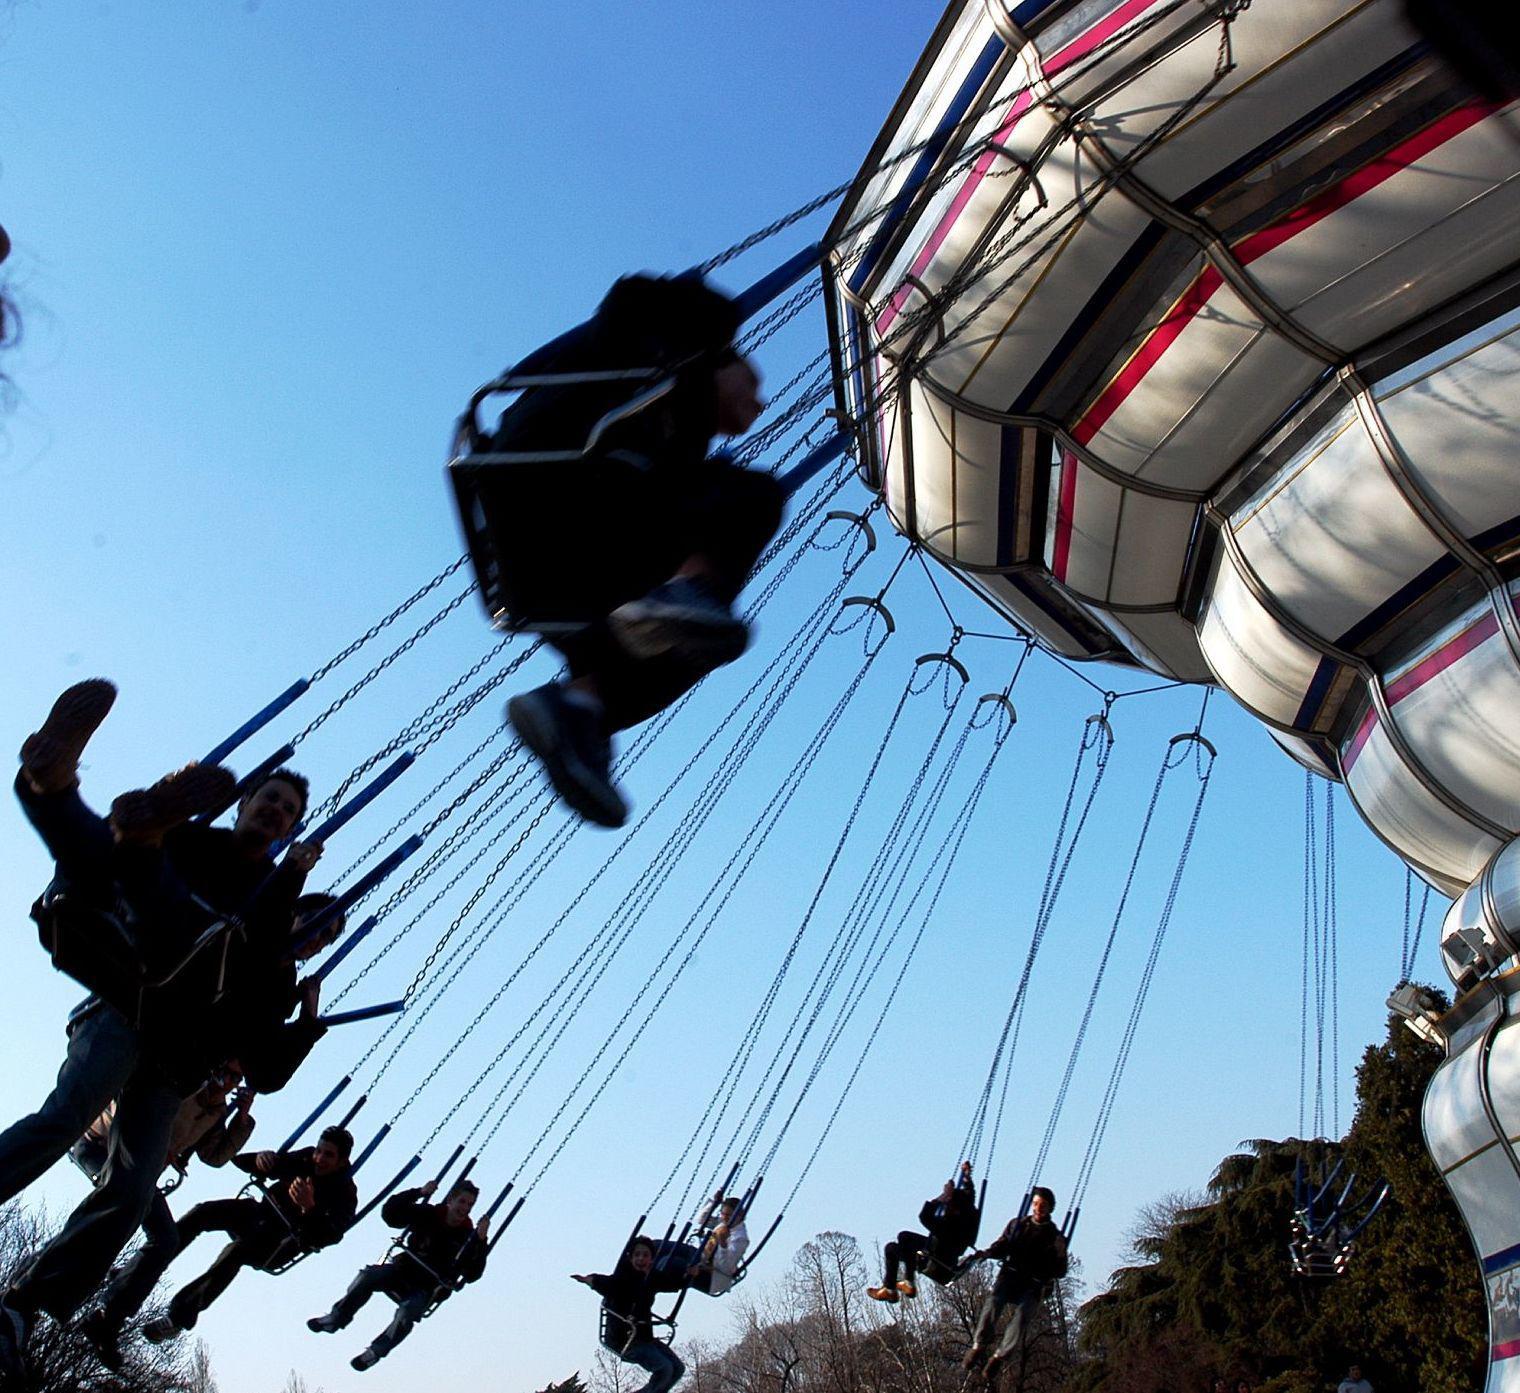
top-left (351, 1347), bottom-right (380, 1372)
top-left (79, 1308), bottom-right (124, 1372)
top-left (141, 1314), bottom-right (179, 1344)
top-left (896, 1279), bottom-right (918, 1298)
top-left (506, 684), bottom-right (628, 829)
top-left (19, 679), bottom-right (117, 793)
top-left (110, 764), bottom-right (237, 843)
top-left (609, 577), bottom-right (749, 667)
top-left (0, 1298), bottom-right (30, 1379)
top-left (961, 1345), bottom-right (987, 1371)
top-left (866, 1285), bottom-right (899, 1304)
top-left (307, 1312), bottom-right (344, 1335)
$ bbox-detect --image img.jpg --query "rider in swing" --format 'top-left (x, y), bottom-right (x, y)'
top-left (307, 1177), bottom-right (490, 1371)
top-left (494, 273), bottom-right (779, 829)
top-left (868, 1161), bottom-right (979, 1302)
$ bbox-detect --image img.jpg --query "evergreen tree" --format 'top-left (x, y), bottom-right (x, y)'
top-left (1071, 998), bottom-right (1485, 1392)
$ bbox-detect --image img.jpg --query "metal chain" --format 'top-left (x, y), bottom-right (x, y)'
top-left (1068, 742), bottom-right (1216, 1210)
top-left (306, 555), bottom-right (471, 686)
top-left (513, 639), bottom-right (887, 1199)
top-left (650, 669), bottom-right (937, 1213)
top-left (309, 638), bottom-right (537, 821)
top-left (962, 713), bottom-right (1114, 1170)
top-left (293, 585), bottom-right (477, 746)
top-left (1025, 732), bottom-right (1209, 1190)
top-left (717, 687), bottom-right (970, 1190)
top-left (466, 575), bottom-right (860, 1162)
top-left (332, 723), bottom-right (512, 888)
top-left (745, 704), bottom-right (975, 1183)
top-left (781, 721), bottom-right (1013, 1211)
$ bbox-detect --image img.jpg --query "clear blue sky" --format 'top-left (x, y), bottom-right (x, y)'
top-left (0, 4), bottom-right (1444, 1390)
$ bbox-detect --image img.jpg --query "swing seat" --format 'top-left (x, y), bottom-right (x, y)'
top-left (598, 1305), bottom-right (674, 1354)
top-left (255, 1234), bottom-right (308, 1275)
top-left (918, 1252), bottom-right (970, 1286)
top-left (448, 321), bottom-right (676, 634)
top-left (31, 881), bottom-right (241, 1030)
top-left (650, 1240), bottom-right (703, 1293)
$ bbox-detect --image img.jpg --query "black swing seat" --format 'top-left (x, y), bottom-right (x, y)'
top-left (598, 1305), bottom-right (674, 1355)
top-left (918, 1251), bottom-right (973, 1286)
top-left (447, 335), bottom-right (676, 634)
top-left (239, 1180), bottom-right (326, 1276)
top-left (385, 1241), bottom-right (464, 1318)
top-left (31, 880), bottom-right (243, 1030)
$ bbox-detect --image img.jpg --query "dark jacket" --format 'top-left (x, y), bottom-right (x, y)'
top-left (589, 1262), bottom-right (659, 1347)
top-left (234, 1148), bottom-right (356, 1249)
top-left (982, 1215), bottom-right (1069, 1286)
top-left (379, 1188), bottom-right (488, 1290)
top-left (487, 273), bottom-right (739, 469)
top-left (920, 1197), bottom-right (979, 1264)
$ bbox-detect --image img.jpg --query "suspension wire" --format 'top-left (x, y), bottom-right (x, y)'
top-left (317, 488), bottom-right (865, 1101)
top-left (1298, 771), bottom-right (1319, 1140)
top-left (309, 636), bottom-right (539, 822)
top-left (379, 567), bottom-right (861, 1142)
top-left (961, 711), bottom-right (1116, 1174)
top-left (463, 586), bottom-right (881, 1164)
top-left (779, 705), bottom-right (1016, 1211)
top-left (1326, 789), bottom-right (1340, 1139)
top-left (292, 583), bottom-right (480, 748)
top-left (728, 683), bottom-right (975, 1178)
top-left (502, 626), bottom-right (893, 1201)
top-left (305, 555), bottom-right (472, 687)
top-left (326, 742), bottom-right (544, 1005)
top-left (675, 668), bottom-right (968, 1216)
top-left (383, 507), bottom-right (879, 1161)
top-left (646, 667), bottom-right (934, 1215)
top-left (1024, 730), bottom-right (1211, 1191)
top-left (751, 699), bottom-right (989, 1182)
top-left (331, 722), bottom-right (513, 888)
top-left (677, 656), bottom-right (972, 1210)
top-left (1066, 737), bottom-right (1217, 1213)
top-left (1399, 869), bottom-right (1434, 984)
top-left (666, 678), bottom-right (965, 1219)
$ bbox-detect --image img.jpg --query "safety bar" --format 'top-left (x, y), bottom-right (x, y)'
top-left (734, 1210), bottom-right (785, 1277)
top-left (278, 1075), bottom-right (352, 1152)
top-left (311, 914), bottom-right (377, 983)
top-left (431, 1144), bottom-right (466, 1188)
top-left (488, 1196), bottom-right (527, 1251)
top-left (483, 1179), bottom-right (515, 1221)
top-left (318, 999), bottom-right (404, 1027)
top-left (777, 431), bottom-right (850, 497)
top-left (303, 753), bottom-right (415, 846)
top-left (201, 681), bottom-right (310, 768)
top-left (351, 1123), bottom-right (391, 1175)
top-left (338, 1093), bottom-right (369, 1129)
top-left (730, 241), bottom-right (824, 321)
top-left (196, 744), bottom-right (297, 824)
top-left (300, 833), bottom-right (426, 948)
top-left (354, 1153), bottom-right (423, 1225)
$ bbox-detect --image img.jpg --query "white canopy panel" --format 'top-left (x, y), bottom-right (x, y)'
top-left (826, 0), bottom-right (1520, 893)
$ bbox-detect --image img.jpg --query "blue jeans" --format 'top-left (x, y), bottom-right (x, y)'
top-left (0, 1006), bottom-right (141, 1206)
top-left (324, 1263), bottom-right (433, 1358)
top-left (8, 1028), bottom-right (182, 1320)
top-left (617, 1340), bottom-right (686, 1393)
top-left (972, 1272), bottom-right (1044, 1360)
top-left (95, 1185), bottom-right (183, 1329)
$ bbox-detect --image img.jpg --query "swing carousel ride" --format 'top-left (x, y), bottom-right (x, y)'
top-left (6, 0), bottom-right (1520, 1387)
